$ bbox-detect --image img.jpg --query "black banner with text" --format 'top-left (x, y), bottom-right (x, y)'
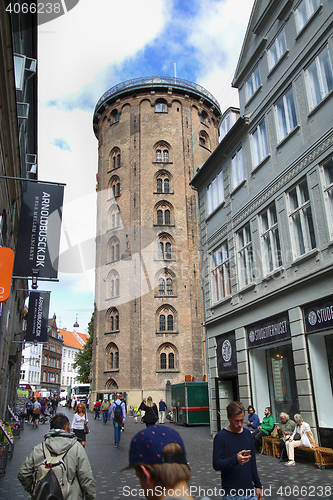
top-left (26, 291), bottom-right (50, 343)
top-left (13, 182), bottom-right (64, 278)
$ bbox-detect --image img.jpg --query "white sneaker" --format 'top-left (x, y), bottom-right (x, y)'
top-left (285, 460), bottom-right (296, 466)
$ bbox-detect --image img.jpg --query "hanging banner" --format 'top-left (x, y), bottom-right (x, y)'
top-left (26, 291), bottom-right (50, 342)
top-left (0, 247), bottom-right (14, 302)
top-left (216, 332), bottom-right (237, 376)
top-left (13, 182), bottom-right (64, 278)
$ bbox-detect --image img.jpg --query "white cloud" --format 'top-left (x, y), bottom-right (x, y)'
top-left (187, 0), bottom-right (255, 112)
top-left (38, 0), bottom-right (169, 103)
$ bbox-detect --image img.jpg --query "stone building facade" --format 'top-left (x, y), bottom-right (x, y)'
top-left (191, 0), bottom-right (333, 446)
top-left (91, 77), bottom-right (221, 406)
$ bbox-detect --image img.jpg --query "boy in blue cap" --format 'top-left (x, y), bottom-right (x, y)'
top-left (123, 425), bottom-right (208, 500)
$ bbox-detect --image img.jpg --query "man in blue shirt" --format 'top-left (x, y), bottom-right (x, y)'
top-left (213, 401), bottom-right (262, 500)
top-left (108, 392), bottom-right (126, 447)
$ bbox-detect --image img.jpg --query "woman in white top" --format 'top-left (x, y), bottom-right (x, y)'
top-left (285, 413), bottom-right (317, 466)
top-left (71, 402), bottom-right (88, 448)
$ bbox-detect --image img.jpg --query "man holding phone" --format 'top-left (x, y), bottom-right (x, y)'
top-left (213, 401), bottom-right (262, 500)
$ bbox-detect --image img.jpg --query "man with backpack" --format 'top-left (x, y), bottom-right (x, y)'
top-left (108, 392), bottom-right (126, 448)
top-left (18, 413), bottom-right (96, 500)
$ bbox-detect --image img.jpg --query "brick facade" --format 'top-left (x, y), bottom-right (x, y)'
top-left (91, 78), bottom-right (221, 406)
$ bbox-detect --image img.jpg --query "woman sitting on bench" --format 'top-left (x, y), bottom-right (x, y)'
top-left (285, 414), bottom-right (317, 467)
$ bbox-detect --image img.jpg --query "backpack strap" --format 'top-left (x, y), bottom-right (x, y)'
top-left (42, 442), bottom-right (71, 468)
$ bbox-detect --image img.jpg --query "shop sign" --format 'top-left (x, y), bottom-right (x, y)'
top-left (246, 313), bottom-right (290, 349)
top-left (13, 182), bottom-right (64, 279)
top-left (303, 296), bottom-right (333, 333)
top-left (216, 332), bottom-right (237, 376)
top-left (26, 291), bottom-right (50, 342)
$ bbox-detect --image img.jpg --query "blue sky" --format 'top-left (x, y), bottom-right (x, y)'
top-left (37, 0), bottom-right (255, 332)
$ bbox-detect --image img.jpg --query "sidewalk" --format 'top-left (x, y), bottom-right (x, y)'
top-left (1, 408), bottom-right (332, 499)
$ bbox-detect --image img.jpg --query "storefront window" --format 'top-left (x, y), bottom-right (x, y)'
top-left (266, 344), bottom-right (298, 421)
top-left (308, 332), bottom-right (333, 428)
top-left (325, 334), bottom-right (333, 390)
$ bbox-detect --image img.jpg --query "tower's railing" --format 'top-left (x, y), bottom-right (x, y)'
top-left (94, 76), bottom-right (221, 113)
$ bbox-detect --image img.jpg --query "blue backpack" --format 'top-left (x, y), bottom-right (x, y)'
top-left (114, 402), bottom-right (123, 420)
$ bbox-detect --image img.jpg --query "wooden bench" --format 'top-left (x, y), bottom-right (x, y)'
top-left (262, 436), bottom-right (279, 456)
top-left (271, 441), bottom-right (333, 469)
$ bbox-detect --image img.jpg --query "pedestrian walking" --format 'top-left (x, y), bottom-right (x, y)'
top-left (71, 402), bottom-right (89, 448)
top-left (213, 401), bottom-right (262, 500)
top-left (26, 397), bottom-right (33, 424)
top-left (18, 412), bottom-right (96, 499)
top-left (101, 398), bottom-right (110, 424)
top-left (108, 392), bottom-right (126, 447)
top-left (119, 392), bottom-right (127, 431)
top-left (122, 425), bottom-right (207, 500)
top-left (94, 400), bottom-right (101, 420)
top-left (158, 398), bottom-right (167, 424)
top-left (32, 397), bottom-right (41, 428)
top-left (139, 396), bottom-right (158, 427)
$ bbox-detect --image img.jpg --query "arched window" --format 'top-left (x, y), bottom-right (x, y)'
top-left (157, 233), bottom-right (173, 260)
top-left (109, 147), bottom-right (121, 170)
top-left (108, 205), bottom-right (121, 229)
top-left (156, 150), bottom-right (162, 162)
top-left (106, 307), bottom-right (119, 332)
top-left (107, 236), bottom-right (120, 263)
top-left (107, 342), bottom-right (119, 370)
top-left (156, 305), bottom-right (176, 333)
top-left (160, 353), bottom-right (167, 369)
top-left (108, 176), bottom-right (121, 199)
top-left (157, 210), bottom-right (163, 225)
top-left (155, 202), bottom-right (173, 225)
top-left (159, 278), bottom-right (165, 295)
top-left (166, 278), bottom-right (173, 295)
top-left (155, 99), bottom-right (167, 113)
top-left (200, 111), bottom-right (208, 125)
top-left (112, 109), bottom-right (120, 123)
top-left (155, 172), bottom-right (171, 194)
top-left (199, 130), bottom-right (210, 150)
top-left (107, 270), bottom-right (120, 298)
top-left (158, 343), bottom-right (177, 370)
top-left (159, 315), bottom-right (166, 331)
top-left (154, 141), bottom-right (171, 164)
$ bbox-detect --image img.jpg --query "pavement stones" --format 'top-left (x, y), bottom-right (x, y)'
top-left (0, 407), bottom-right (332, 499)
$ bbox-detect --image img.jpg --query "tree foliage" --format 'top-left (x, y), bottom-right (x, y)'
top-left (73, 313), bottom-right (94, 383)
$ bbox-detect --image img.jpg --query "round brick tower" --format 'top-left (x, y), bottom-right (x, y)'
top-left (91, 76), bottom-right (221, 406)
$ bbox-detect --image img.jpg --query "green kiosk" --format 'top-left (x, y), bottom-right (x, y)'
top-left (171, 381), bottom-right (209, 425)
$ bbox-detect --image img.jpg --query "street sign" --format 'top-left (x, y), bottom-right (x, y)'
top-left (0, 247), bottom-right (14, 302)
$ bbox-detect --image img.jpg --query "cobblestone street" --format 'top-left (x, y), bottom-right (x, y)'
top-left (1, 407), bottom-right (332, 500)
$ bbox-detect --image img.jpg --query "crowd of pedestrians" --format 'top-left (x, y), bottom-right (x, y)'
top-left (17, 395), bottom-right (320, 500)
top-left (25, 395), bottom-right (60, 428)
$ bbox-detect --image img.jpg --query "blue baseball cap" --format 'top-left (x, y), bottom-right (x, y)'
top-left (122, 425), bottom-right (188, 470)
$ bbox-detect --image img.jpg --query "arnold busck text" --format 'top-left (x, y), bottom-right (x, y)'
top-left (36, 192), bottom-right (50, 267)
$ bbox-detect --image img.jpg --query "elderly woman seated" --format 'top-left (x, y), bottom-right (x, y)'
top-left (285, 413), bottom-right (317, 466)
top-left (276, 412), bottom-right (295, 461)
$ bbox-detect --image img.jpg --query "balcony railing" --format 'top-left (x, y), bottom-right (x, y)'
top-left (94, 76), bottom-right (221, 114)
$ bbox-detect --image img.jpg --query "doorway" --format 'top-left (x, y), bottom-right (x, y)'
top-left (215, 377), bottom-right (238, 432)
